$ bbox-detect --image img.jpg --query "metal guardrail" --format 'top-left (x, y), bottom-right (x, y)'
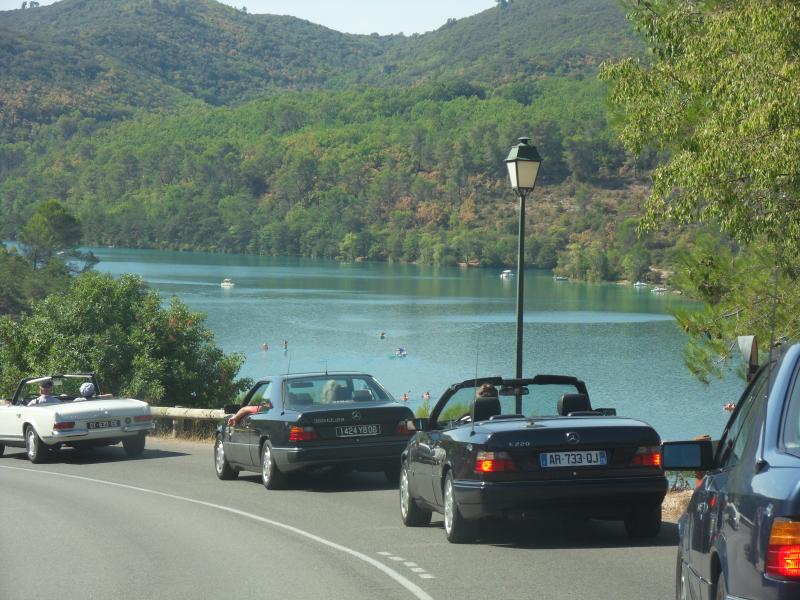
top-left (151, 406), bottom-right (226, 437)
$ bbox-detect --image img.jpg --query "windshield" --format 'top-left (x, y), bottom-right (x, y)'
top-left (18, 375), bottom-right (96, 404)
top-left (284, 375), bottom-right (393, 409)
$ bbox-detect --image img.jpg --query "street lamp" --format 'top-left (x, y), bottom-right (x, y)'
top-left (505, 137), bottom-right (542, 379)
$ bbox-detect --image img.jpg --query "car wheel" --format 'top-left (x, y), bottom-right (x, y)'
top-left (214, 436), bottom-right (238, 480)
top-left (443, 472), bottom-right (477, 543)
top-left (25, 426), bottom-right (48, 464)
top-left (676, 551), bottom-right (687, 600)
top-left (384, 464), bottom-right (401, 485)
top-left (122, 432), bottom-right (146, 458)
top-left (0, 443), bottom-right (5, 457)
top-left (624, 504), bottom-right (662, 538)
top-left (400, 461), bottom-right (432, 527)
top-left (715, 571), bottom-right (727, 600)
top-left (261, 442), bottom-right (286, 490)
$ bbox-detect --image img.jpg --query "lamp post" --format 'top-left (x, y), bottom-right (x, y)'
top-left (505, 137), bottom-right (542, 379)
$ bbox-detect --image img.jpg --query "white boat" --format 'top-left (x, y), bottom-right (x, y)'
top-left (500, 270), bottom-right (514, 279)
top-left (220, 278), bottom-right (235, 288)
top-left (651, 287), bottom-right (667, 293)
top-left (553, 275), bottom-right (568, 281)
top-left (633, 281), bottom-right (648, 287)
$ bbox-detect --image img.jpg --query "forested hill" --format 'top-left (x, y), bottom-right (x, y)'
top-left (0, 0), bottom-right (640, 135)
top-left (1, 0), bottom-right (674, 284)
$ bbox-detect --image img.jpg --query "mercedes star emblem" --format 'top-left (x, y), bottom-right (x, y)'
top-left (352, 411), bottom-right (362, 421)
top-left (566, 431), bottom-right (580, 445)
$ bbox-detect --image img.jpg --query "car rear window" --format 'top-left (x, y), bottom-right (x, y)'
top-left (285, 376), bottom-right (392, 408)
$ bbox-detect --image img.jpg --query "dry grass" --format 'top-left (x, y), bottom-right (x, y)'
top-left (663, 489), bottom-right (694, 522)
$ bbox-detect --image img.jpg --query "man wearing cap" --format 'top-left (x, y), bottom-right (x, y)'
top-left (28, 379), bottom-right (60, 406)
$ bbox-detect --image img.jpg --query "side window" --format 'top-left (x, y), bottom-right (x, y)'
top-left (248, 381), bottom-right (272, 406)
top-left (782, 367), bottom-right (800, 452)
top-left (718, 372), bottom-right (769, 469)
top-left (434, 387), bottom-right (475, 427)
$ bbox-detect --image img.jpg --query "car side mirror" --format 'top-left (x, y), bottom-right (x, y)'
top-left (223, 404), bottom-right (240, 414)
top-left (661, 440), bottom-right (715, 471)
top-left (412, 417), bottom-right (429, 432)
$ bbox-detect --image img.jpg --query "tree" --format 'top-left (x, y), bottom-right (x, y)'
top-left (19, 200), bottom-right (82, 269)
top-left (0, 272), bottom-right (251, 406)
top-left (601, 0), bottom-right (800, 378)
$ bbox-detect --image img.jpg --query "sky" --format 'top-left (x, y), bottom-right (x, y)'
top-left (0, 0), bottom-right (497, 35)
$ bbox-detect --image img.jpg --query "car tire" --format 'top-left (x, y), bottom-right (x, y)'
top-left (384, 464), bottom-right (401, 485)
top-left (214, 436), bottom-right (238, 480)
top-left (624, 504), bottom-right (662, 538)
top-left (0, 443), bottom-right (5, 457)
top-left (443, 471), bottom-right (477, 543)
top-left (25, 426), bottom-right (48, 464)
top-left (122, 432), bottom-right (146, 458)
top-left (715, 572), bottom-right (727, 600)
top-left (261, 442), bottom-right (286, 490)
top-left (400, 461), bottom-right (432, 527)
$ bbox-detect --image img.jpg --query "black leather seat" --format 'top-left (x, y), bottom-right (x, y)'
top-left (289, 393), bottom-right (313, 406)
top-left (473, 396), bottom-right (501, 421)
top-left (557, 393), bottom-right (592, 416)
top-left (334, 386), bottom-right (351, 402)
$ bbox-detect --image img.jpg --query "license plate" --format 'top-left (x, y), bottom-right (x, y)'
top-left (87, 419), bottom-right (121, 430)
top-left (539, 450), bottom-right (607, 468)
top-left (335, 424), bottom-right (380, 437)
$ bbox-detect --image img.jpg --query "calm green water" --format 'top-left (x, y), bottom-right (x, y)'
top-left (91, 247), bottom-right (742, 441)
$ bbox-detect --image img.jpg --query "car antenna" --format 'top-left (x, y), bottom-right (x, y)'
top-left (758, 250), bottom-right (783, 471)
top-left (324, 360), bottom-right (328, 376)
top-left (286, 352), bottom-right (292, 375)
top-left (470, 341), bottom-right (479, 436)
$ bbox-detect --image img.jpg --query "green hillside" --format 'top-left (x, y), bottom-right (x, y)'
top-left (0, 0), bottom-right (670, 283)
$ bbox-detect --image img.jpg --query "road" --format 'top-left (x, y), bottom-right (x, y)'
top-left (0, 438), bottom-right (678, 600)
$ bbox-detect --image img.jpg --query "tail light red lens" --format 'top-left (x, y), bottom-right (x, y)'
top-left (767, 520), bottom-right (800, 578)
top-left (394, 420), bottom-right (414, 436)
top-left (289, 426), bottom-right (319, 442)
top-left (474, 451), bottom-right (517, 473)
top-left (53, 421), bottom-right (75, 430)
top-left (630, 446), bottom-right (662, 467)
top-left (133, 415), bottom-right (152, 422)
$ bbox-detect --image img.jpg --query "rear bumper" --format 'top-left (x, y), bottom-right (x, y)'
top-left (44, 422), bottom-right (155, 445)
top-left (453, 474), bottom-right (668, 520)
top-left (272, 439), bottom-right (408, 472)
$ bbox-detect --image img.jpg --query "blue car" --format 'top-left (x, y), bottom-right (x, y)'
top-left (662, 343), bottom-right (800, 600)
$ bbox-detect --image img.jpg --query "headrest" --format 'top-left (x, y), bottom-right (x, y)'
top-left (334, 386), bottom-right (351, 401)
top-left (558, 393), bottom-right (592, 416)
top-left (352, 390), bottom-right (373, 402)
top-left (289, 393), bottom-right (313, 406)
top-left (473, 396), bottom-right (501, 422)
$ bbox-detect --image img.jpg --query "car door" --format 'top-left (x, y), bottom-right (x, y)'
top-left (0, 391), bottom-right (28, 442)
top-left (688, 370), bottom-right (769, 596)
top-left (227, 381), bottom-right (271, 466)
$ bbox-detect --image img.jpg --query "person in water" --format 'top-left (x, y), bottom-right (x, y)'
top-left (379, 331), bottom-right (386, 340)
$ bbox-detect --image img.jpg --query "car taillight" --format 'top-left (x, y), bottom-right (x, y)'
top-left (394, 420), bottom-right (414, 436)
top-left (53, 421), bottom-right (75, 430)
top-left (289, 426), bottom-right (319, 441)
top-left (630, 446), bottom-right (662, 467)
top-left (767, 519), bottom-right (800, 578)
top-left (134, 415), bottom-right (152, 422)
top-left (474, 451), bottom-right (517, 473)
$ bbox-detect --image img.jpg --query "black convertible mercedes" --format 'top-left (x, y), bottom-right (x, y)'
top-left (399, 375), bottom-right (668, 543)
top-left (214, 372), bottom-right (414, 489)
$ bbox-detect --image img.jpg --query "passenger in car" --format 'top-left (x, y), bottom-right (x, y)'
top-left (28, 379), bottom-right (60, 406)
top-left (73, 382), bottom-right (95, 402)
top-left (227, 399), bottom-right (273, 426)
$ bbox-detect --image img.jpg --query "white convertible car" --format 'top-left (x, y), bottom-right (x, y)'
top-left (0, 373), bottom-right (155, 463)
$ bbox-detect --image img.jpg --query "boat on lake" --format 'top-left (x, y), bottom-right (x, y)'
top-left (651, 287), bottom-right (668, 293)
top-left (500, 269), bottom-right (514, 279)
top-left (633, 281), bottom-right (648, 287)
top-left (553, 275), bottom-right (568, 281)
top-left (220, 278), bottom-right (235, 288)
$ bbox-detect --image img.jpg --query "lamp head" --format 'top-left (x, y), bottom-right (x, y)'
top-left (505, 137), bottom-right (542, 192)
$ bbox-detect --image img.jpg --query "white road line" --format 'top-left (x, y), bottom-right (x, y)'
top-left (410, 567), bottom-right (426, 573)
top-left (390, 556), bottom-right (405, 561)
top-left (1, 466), bottom-right (435, 600)
top-left (419, 574), bottom-right (436, 580)
top-left (403, 562), bottom-right (418, 567)
top-left (378, 551), bottom-right (393, 556)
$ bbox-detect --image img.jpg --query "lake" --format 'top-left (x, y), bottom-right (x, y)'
top-left (91, 247), bottom-right (742, 441)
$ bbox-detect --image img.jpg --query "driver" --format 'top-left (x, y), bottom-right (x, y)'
top-left (28, 379), bottom-right (60, 406)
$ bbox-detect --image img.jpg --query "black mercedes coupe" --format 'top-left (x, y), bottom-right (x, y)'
top-left (399, 375), bottom-right (667, 543)
top-left (214, 372), bottom-right (414, 489)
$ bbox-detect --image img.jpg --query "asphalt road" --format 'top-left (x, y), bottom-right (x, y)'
top-left (0, 438), bottom-right (678, 600)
